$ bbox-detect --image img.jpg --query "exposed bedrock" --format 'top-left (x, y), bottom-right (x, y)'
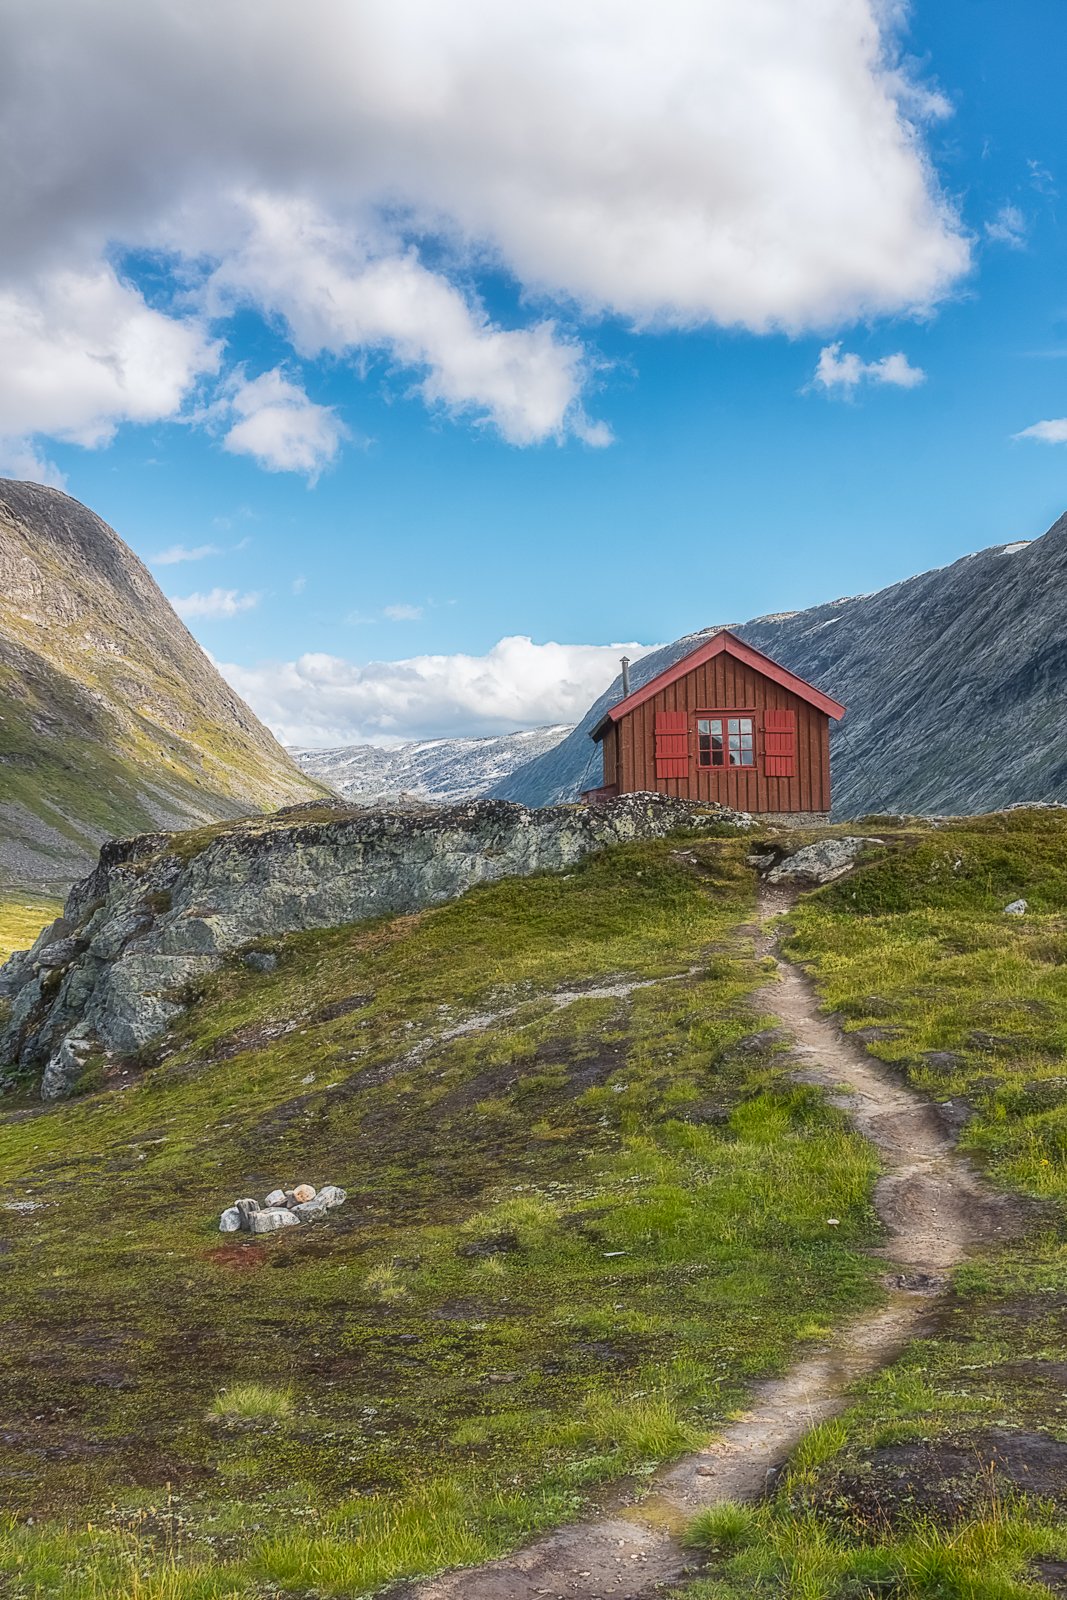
top-left (0, 793), bottom-right (746, 1097)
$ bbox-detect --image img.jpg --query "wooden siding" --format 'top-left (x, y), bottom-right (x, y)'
top-left (612, 652), bottom-right (830, 813)
top-left (601, 722), bottom-right (619, 787)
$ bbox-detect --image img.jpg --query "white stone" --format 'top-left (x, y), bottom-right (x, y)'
top-left (1004, 899), bottom-right (1028, 916)
top-left (219, 1206), bottom-right (242, 1232)
top-left (264, 1188), bottom-right (287, 1207)
top-left (249, 1207), bottom-right (300, 1234)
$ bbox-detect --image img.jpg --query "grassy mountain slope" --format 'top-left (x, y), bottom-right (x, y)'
top-left (0, 478), bottom-right (327, 893)
top-left (686, 808), bottom-right (1067, 1599)
top-left (0, 830), bottom-right (883, 1596)
top-left (495, 515), bottom-right (1067, 816)
top-left (3, 813), bottom-right (1067, 1597)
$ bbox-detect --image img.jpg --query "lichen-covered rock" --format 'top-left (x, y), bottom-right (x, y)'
top-left (249, 1207), bottom-right (299, 1234)
top-left (0, 795), bottom-right (743, 1096)
top-left (766, 836), bottom-right (882, 886)
top-left (292, 1185), bottom-right (346, 1221)
top-left (39, 1027), bottom-right (95, 1101)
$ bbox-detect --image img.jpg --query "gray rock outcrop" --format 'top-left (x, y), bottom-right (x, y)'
top-left (0, 793), bottom-right (744, 1095)
top-left (765, 836), bottom-right (882, 885)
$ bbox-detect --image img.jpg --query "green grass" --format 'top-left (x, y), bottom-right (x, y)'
top-left (0, 832), bottom-right (884, 1596)
top-left (0, 893), bottom-right (61, 962)
top-left (676, 807), bottom-right (1067, 1600)
top-left (208, 1383), bottom-right (294, 1421)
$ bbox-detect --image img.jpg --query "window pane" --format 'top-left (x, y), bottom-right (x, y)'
top-left (728, 718), bottom-right (740, 734)
top-left (697, 719), bottom-right (710, 735)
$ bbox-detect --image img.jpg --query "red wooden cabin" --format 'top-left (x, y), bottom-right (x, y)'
top-left (585, 629), bottom-right (846, 819)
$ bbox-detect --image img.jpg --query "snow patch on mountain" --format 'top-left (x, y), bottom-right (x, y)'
top-left (290, 725), bottom-right (574, 806)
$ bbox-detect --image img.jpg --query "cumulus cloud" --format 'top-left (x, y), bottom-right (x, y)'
top-left (0, 436), bottom-right (65, 488)
top-left (985, 204), bottom-right (1027, 249)
top-left (0, 264), bottom-right (218, 465)
top-left (217, 635), bottom-right (654, 745)
top-left (170, 588), bottom-right (261, 619)
top-left (208, 195), bottom-right (605, 447)
top-left (810, 342), bottom-right (926, 393)
top-left (0, 0), bottom-right (970, 469)
top-left (220, 367), bottom-right (346, 479)
top-left (1014, 418), bottom-right (1067, 444)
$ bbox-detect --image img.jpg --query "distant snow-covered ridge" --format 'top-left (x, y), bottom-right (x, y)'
top-left (289, 725), bottom-right (574, 805)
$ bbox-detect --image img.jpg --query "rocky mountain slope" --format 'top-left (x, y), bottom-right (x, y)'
top-left (291, 725), bottom-right (572, 806)
top-left (494, 515), bottom-right (1067, 816)
top-left (0, 479), bottom-right (326, 893)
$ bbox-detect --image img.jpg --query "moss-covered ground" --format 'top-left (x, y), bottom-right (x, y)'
top-left (0, 833), bottom-right (885, 1597)
top-left (682, 809), bottom-right (1067, 1599)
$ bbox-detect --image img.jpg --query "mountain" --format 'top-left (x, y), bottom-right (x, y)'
top-left (291, 725), bottom-right (573, 806)
top-left (0, 478), bottom-right (327, 892)
top-left (493, 515), bottom-right (1067, 816)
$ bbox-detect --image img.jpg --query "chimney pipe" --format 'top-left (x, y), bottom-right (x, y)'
top-left (620, 656), bottom-right (631, 698)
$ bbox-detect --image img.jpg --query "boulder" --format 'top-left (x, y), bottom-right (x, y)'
top-left (292, 1185), bottom-right (346, 1222)
top-left (34, 937), bottom-right (87, 971)
top-left (766, 836), bottom-right (882, 886)
top-left (39, 1029), bottom-right (96, 1101)
top-left (233, 1197), bottom-right (261, 1226)
top-left (219, 1206), bottom-right (243, 1233)
top-left (292, 1183), bottom-right (316, 1203)
top-left (249, 1207), bottom-right (300, 1234)
top-left (1004, 899), bottom-right (1028, 916)
top-left (242, 950), bottom-right (277, 972)
top-left (264, 1189), bottom-right (287, 1208)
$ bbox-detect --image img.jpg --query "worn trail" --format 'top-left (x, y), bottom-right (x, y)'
top-left (405, 885), bottom-right (1014, 1600)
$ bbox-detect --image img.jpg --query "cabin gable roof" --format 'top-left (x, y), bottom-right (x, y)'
top-left (590, 629), bottom-right (846, 741)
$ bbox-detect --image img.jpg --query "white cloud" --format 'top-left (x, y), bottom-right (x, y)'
top-left (208, 196), bottom-right (605, 447)
top-left (220, 367), bottom-right (346, 480)
top-left (217, 635), bottom-right (654, 745)
top-left (383, 603), bottom-right (424, 622)
top-left (810, 342), bottom-right (926, 393)
top-left (291, 575), bottom-right (307, 595)
top-left (984, 204), bottom-right (1027, 249)
top-left (0, 0), bottom-right (970, 469)
top-left (170, 587), bottom-right (261, 619)
top-left (1014, 418), bottom-right (1067, 444)
top-left (152, 542), bottom-right (223, 565)
top-left (0, 436), bottom-right (65, 488)
top-left (0, 264), bottom-right (217, 462)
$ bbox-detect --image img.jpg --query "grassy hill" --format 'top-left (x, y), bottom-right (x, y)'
top-left (2, 813), bottom-right (1067, 1596)
top-left (0, 478), bottom-right (327, 893)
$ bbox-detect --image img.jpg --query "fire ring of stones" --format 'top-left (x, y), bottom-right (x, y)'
top-left (220, 1183), bottom-right (346, 1235)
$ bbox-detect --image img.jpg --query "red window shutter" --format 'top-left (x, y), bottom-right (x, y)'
top-left (763, 708), bottom-right (796, 777)
top-left (654, 711), bottom-right (689, 779)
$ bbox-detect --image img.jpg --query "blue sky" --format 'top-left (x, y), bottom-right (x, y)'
top-left (2, 1), bottom-right (1066, 744)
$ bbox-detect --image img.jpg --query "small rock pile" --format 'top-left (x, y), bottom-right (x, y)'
top-left (219, 1183), bottom-right (346, 1235)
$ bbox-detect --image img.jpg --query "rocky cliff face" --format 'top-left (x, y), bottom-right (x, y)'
top-left (291, 725), bottom-right (573, 806)
top-left (0, 479), bottom-right (326, 893)
top-left (494, 517), bottom-right (1067, 816)
top-left (0, 793), bottom-right (746, 1097)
